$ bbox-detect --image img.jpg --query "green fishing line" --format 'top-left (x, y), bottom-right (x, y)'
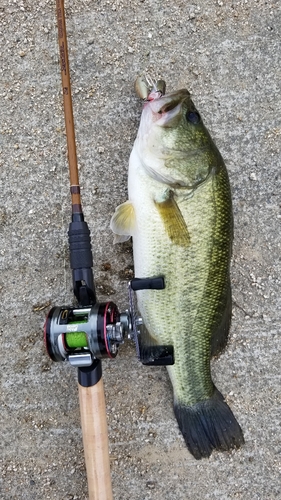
top-left (65, 331), bottom-right (88, 348)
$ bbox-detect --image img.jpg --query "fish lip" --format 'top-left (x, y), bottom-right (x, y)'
top-left (147, 89), bottom-right (190, 111)
top-left (146, 89), bottom-right (191, 125)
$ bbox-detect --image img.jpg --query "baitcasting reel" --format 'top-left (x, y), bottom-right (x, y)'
top-left (44, 302), bottom-right (128, 365)
top-left (44, 274), bottom-right (174, 367)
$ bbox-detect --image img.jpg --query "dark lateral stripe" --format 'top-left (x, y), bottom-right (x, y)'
top-left (70, 185), bottom-right (80, 194)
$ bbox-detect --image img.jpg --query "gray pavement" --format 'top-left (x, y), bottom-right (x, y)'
top-left (1, 0), bottom-right (281, 498)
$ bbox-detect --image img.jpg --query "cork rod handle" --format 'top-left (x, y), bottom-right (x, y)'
top-left (78, 377), bottom-right (113, 500)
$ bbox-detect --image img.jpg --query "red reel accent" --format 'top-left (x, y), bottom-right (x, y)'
top-left (103, 302), bottom-right (119, 359)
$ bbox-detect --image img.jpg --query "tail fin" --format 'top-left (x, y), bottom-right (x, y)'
top-left (174, 389), bottom-right (244, 460)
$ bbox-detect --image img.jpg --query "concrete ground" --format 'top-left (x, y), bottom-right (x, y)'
top-left (1, 0), bottom-right (280, 498)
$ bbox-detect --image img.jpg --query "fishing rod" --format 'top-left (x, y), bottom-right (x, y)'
top-left (44, 1), bottom-right (174, 498)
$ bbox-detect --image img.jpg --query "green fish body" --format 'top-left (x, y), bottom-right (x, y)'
top-left (111, 82), bottom-right (244, 459)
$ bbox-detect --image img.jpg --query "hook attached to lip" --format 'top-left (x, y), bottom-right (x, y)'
top-left (135, 74), bottom-right (166, 100)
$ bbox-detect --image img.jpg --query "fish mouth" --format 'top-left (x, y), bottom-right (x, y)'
top-left (147, 89), bottom-right (191, 126)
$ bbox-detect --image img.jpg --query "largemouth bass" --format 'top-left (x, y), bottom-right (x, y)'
top-left (110, 77), bottom-right (244, 459)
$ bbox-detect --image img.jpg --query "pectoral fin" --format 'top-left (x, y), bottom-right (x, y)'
top-left (154, 192), bottom-right (190, 247)
top-left (110, 201), bottom-right (135, 244)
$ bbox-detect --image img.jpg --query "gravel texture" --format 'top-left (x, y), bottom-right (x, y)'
top-left (0, 0), bottom-right (280, 499)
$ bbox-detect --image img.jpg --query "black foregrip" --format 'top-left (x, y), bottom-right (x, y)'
top-left (68, 220), bottom-right (93, 269)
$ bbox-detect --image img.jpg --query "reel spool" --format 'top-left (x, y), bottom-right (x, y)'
top-left (44, 302), bottom-right (130, 366)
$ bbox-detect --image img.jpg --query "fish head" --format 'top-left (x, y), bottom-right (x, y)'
top-left (135, 88), bottom-right (216, 189)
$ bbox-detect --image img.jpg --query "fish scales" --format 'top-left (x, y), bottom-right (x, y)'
top-left (131, 152), bottom-right (232, 405)
top-left (111, 78), bottom-right (244, 459)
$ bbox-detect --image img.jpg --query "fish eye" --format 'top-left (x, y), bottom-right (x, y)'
top-left (186, 111), bottom-right (200, 124)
